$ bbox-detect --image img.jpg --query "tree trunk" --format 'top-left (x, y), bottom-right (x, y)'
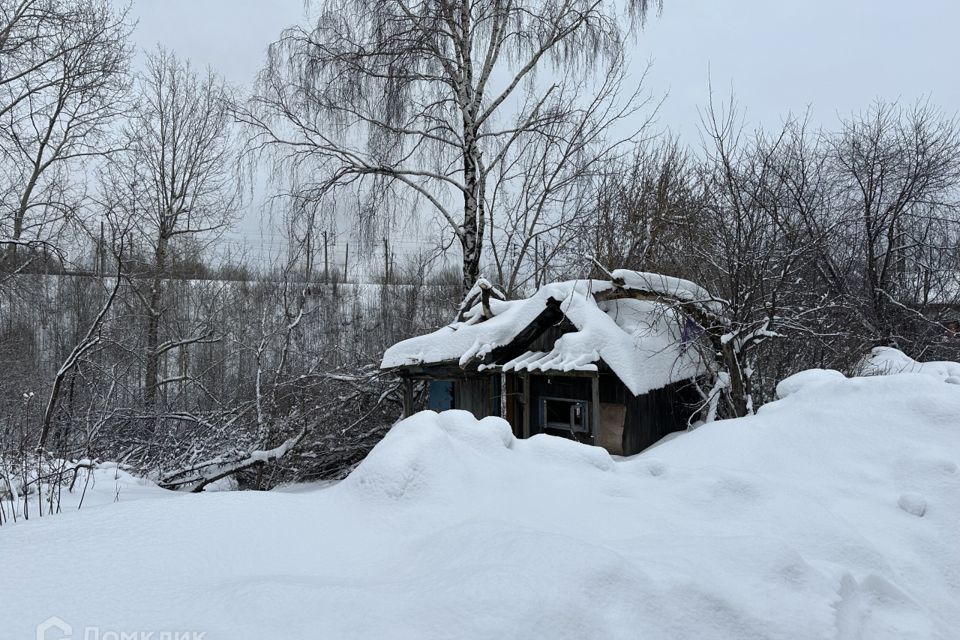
top-left (721, 340), bottom-right (749, 418)
top-left (458, 6), bottom-right (483, 296)
top-left (144, 235), bottom-right (168, 408)
top-left (461, 118), bottom-right (483, 293)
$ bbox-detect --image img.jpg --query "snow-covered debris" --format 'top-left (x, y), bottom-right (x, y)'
top-left (457, 276), bottom-right (506, 316)
top-left (2, 366), bottom-right (959, 639)
top-left (159, 428), bottom-right (307, 492)
top-left (856, 346), bottom-right (960, 381)
top-left (382, 276), bottom-right (707, 396)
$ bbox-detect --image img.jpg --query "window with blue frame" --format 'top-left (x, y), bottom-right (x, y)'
top-left (427, 380), bottom-right (454, 411)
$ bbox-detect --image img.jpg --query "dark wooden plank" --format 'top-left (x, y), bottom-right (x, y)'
top-left (591, 374), bottom-right (601, 448)
top-left (402, 378), bottom-right (414, 418)
top-left (522, 373), bottom-right (531, 439)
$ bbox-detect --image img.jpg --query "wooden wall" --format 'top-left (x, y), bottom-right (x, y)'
top-left (601, 375), bottom-right (700, 455)
top-left (416, 367), bottom-right (699, 457)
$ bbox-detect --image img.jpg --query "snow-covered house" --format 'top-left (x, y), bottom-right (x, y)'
top-left (381, 272), bottom-right (716, 455)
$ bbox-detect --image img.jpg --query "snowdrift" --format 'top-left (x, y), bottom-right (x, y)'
top-left (3, 368), bottom-right (960, 639)
top-left (857, 345), bottom-right (960, 382)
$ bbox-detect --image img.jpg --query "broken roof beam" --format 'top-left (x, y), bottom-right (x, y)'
top-left (457, 276), bottom-right (506, 322)
top-left (479, 278), bottom-right (496, 320)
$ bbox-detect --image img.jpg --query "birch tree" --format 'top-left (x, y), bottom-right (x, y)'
top-left (243, 0), bottom-right (661, 294)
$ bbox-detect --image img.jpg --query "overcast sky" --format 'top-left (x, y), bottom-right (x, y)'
top-left (127, 0), bottom-right (960, 136)
top-left (124, 0), bottom-right (960, 261)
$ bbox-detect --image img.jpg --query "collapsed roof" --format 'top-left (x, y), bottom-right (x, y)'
top-left (381, 271), bottom-right (718, 397)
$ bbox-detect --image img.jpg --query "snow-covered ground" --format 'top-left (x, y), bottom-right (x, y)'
top-left (3, 360), bottom-right (960, 639)
top-left (0, 461), bottom-right (173, 524)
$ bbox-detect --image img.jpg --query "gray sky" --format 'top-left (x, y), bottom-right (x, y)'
top-left (638, 0), bottom-right (960, 139)
top-left (127, 0), bottom-right (305, 91)
top-left (124, 0), bottom-right (960, 263)
top-left (127, 0), bottom-right (960, 135)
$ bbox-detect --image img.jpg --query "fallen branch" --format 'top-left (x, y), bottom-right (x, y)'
top-left (159, 428), bottom-right (308, 493)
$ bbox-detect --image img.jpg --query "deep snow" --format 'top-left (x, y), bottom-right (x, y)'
top-left (857, 345), bottom-right (960, 382)
top-left (0, 461), bottom-right (172, 523)
top-left (3, 366), bottom-right (960, 639)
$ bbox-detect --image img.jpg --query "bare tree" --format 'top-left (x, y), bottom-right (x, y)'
top-left (650, 97), bottom-right (825, 419)
top-left (242, 0), bottom-right (662, 293)
top-left (105, 48), bottom-right (240, 408)
top-left (487, 61), bottom-right (657, 295)
top-left (35, 236), bottom-right (124, 452)
top-left (0, 0), bottom-right (131, 268)
top-left (579, 135), bottom-right (698, 279)
top-left (653, 99), bottom-right (960, 417)
top-left (827, 101), bottom-right (960, 348)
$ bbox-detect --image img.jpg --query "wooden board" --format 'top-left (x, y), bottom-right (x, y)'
top-left (596, 402), bottom-right (627, 455)
top-left (455, 378), bottom-right (487, 418)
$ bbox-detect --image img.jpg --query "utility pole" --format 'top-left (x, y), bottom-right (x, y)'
top-left (99, 220), bottom-right (106, 277)
top-left (383, 237), bottom-right (391, 283)
top-left (323, 230), bottom-right (329, 283)
top-left (305, 228), bottom-right (313, 282)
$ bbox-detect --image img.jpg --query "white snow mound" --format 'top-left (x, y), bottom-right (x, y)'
top-left (857, 346), bottom-right (960, 381)
top-left (2, 370), bottom-right (960, 639)
top-left (775, 368), bottom-right (846, 398)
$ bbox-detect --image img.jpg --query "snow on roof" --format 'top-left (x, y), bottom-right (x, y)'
top-left (382, 275), bottom-right (709, 396)
top-left (609, 270), bottom-right (725, 316)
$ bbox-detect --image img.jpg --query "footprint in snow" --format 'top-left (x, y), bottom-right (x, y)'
top-left (897, 493), bottom-right (927, 517)
top-left (644, 461), bottom-right (665, 477)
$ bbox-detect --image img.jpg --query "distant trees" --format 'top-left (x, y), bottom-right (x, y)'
top-left (826, 102), bottom-right (960, 349)
top-left (244, 0), bottom-right (662, 294)
top-left (485, 63), bottom-right (657, 295)
top-left (579, 137), bottom-right (698, 277)
top-left (574, 99), bottom-right (960, 419)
